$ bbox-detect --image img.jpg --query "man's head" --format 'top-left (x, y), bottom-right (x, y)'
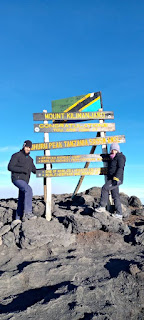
top-left (110, 143), bottom-right (120, 155)
top-left (23, 140), bottom-right (32, 154)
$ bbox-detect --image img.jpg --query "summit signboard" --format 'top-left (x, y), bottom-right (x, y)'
top-left (32, 91), bottom-right (126, 220)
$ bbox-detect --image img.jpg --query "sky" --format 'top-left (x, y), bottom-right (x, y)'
top-left (0, 0), bottom-right (144, 203)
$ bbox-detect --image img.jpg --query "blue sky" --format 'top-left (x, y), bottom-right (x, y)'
top-left (0, 0), bottom-right (144, 203)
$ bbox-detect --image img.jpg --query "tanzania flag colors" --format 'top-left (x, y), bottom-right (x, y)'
top-left (51, 92), bottom-right (102, 113)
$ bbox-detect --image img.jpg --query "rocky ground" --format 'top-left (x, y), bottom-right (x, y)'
top-left (0, 186), bottom-right (144, 320)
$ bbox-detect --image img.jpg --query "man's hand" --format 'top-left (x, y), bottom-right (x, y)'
top-left (112, 180), bottom-right (118, 186)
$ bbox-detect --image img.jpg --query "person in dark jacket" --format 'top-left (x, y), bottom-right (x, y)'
top-left (8, 140), bottom-right (36, 220)
top-left (95, 143), bottom-right (126, 219)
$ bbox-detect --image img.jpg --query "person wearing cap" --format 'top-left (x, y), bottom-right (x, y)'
top-left (95, 143), bottom-right (126, 219)
top-left (8, 140), bottom-right (36, 220)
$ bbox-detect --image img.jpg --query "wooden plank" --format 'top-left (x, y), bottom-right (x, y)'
top-left (31, 135), bottom-right (125, 151)
top-left (34, 122), bottom-right (115, 133)
top-left (33, 111), bottom-right (114, 121)
top-left (36, 154), bottom-right (110, 164)
top-left (36, 167), bottom-right (107, 178)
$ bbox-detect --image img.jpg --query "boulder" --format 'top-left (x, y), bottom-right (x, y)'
top-left (121, 204), bottom-right (131, 218)
top-left (2, 231), bottom-right (16, 248)
top-left (128, 196), bottom-right (142, 208)
top-left (120, 192), bottom-right (129, 206)
top-left (19, 217), bottom-right (76, 250)
top-left (32, 200), bottom-right (45, 217)
top-left (0, 225), bottom-right (11, 237)
top-left (0, 207), bottom-right (14, 224)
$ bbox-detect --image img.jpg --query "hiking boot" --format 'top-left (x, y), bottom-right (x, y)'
top-left (112, 213), bottom-right (123, 220)
top-left (22, 212), bottom-right (36, 222)
top-left (95, 206), bottom-right (106, 213)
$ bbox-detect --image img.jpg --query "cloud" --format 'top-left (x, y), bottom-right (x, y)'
top-left (0, 185), bottom-right (18, 199)
top-left (0, 161), bottom-right (8, 167)
top-left (0, 170), bottom-right (9, 175)
top-left (126, 164), bottom-right (144, 169)
top-left (120, 186), bottom-right (144, 203)
top-left (0, 146), bottom-right (20, 152)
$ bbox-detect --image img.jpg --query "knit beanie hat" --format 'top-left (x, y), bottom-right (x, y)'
top-left (110, 143), bottom-right (120, 153)
top-left (23, 140), bottom-right (32, 148)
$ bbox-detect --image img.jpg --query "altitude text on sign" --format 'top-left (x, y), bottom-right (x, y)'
top-left (34, 122), bottom-right (115, 133)
top-left (36, 154), bottom-right (110, 164)
top-left (33, 111), bottom-right (114, 121)
top-left (31, 135), bottom-right (125, 151)
top-left (36, 167), bottom-right (107, 178)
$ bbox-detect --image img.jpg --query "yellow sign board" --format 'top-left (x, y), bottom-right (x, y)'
top-left (36, 154), bottom-right (109, 164)
top-left (31, 135), bottom-right (125, 151)
top-left (34, 122), bottom-right (115, 133)
top-left (33, 111), bottom-right (114, 121)
top-left (36, 167), bottom-right (107, 178)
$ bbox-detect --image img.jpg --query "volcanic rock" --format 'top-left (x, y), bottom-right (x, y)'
top-left (0, 187), bottom-right (143, 320)
top-left (128, 195), bottom-right (142, 208)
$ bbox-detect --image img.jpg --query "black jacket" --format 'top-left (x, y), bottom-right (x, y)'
top-left (8, 150), bottom-right (36, 184)
top-left (107, 152), bottom-right (126, 183)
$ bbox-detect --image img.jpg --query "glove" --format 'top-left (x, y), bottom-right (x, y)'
top-left (112, 177), bottom-right (119, 186)
top-left (112, 180), bottom-right (118, 186)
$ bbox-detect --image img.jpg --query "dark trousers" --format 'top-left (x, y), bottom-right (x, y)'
top-left (100, 179), bottom-right (122, 215)
top-left (13, 180), bottom-right (33, 217)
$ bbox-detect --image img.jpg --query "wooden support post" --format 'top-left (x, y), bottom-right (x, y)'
top-left (72, 132), bottom-right (99, 198)
top-left (99, 94), bottom-right (112, 209)
top-left (99, 113), bottom-right (112, 209)
top-left (43, 110), bottom-right (52, 221)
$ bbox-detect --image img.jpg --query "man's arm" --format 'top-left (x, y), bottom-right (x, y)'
top-left (32, 161), bottom-right (36, 174)
top-left (8, 153), bottom-right (27, 173)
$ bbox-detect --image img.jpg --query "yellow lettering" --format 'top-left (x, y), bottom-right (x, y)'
top-left (67, 113), bottom-right (71, 119)
top-left (52, 142), bottom-right (56, 148)
top-left (58, 142), bottom-right (62, 148)
top-left (45, 114), bottom-right (51, 119)
top-left (56, 113), bottom-right (61, 119)
top-left (77, 113), bottom-right (82, 119)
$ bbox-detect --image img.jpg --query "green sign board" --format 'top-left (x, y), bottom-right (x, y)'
top-left (51, 91), bottom-right (102, 113)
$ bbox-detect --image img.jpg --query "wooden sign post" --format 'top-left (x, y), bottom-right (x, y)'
top-left (72, 93), bottom-right (108, 197)
top-left (43, 110), bottom-right (51, 221)
top-left (32, 91), bottom-right (126, 221)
